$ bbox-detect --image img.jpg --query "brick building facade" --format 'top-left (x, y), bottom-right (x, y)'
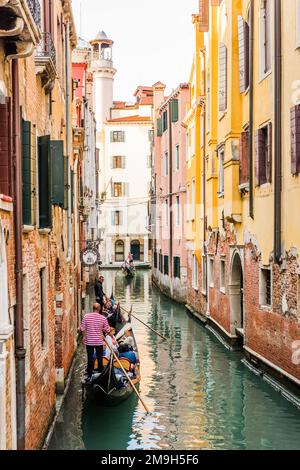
top-left (0, 0), bottom-right (85, 449)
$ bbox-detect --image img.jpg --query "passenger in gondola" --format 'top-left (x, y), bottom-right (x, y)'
top-left (118, 343), bottom-right (137, 364)
top-left (122, 327), bottom-right (135, 350)
top-left (104, 327), bottom-right (119, 358)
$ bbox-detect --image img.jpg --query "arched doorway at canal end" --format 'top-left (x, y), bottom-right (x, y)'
top-left (229, 251), bottom-right (244, 338)
top-left (131, 240), bottom-right (140, 261)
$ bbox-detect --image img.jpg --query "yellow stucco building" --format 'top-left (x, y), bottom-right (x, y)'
top-left (186, 0), bottom-right (300, 390)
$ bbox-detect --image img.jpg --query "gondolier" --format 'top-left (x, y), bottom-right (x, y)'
top-left (94, 275), bottom-right (106, 306)
top-left (80, 303), bottom-right (111, 381)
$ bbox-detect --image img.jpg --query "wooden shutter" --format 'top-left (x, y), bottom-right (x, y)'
top-left (219, 43), bottom-right (227, 112)
top-left (38, 135), bottom-right (52, 228)
top-left (64, 156), bottom-right (69, 209)
top-left (199, 0), bottom-right (209, 32)
top-left (70, 169), bottom-right (74, 213)
top-left (171, 99), bottom-right (179, 122)
top-left (239, 131), bottom-right (250, 185)
top-left (264, 0), bottom-right (271, 73)
top-left (22, 120), bottom-right (32, 225)
top-left (266, 122), bottom-right (272, 183)
top-left (50, 140), bottom-right (64, 206)
top-left (0, 98), bottom-right (11, 196)
top-left (31, 124), bottom-right (37, 225)
top-left (110, 131), bottom-right (114, 142)
top-left (291, 104), bottom-right (300, 175)
top-left (157, 117), bottom-right (162, 137)
top-left (238, 16), bottom-right (249, 93)
top-left (122, 156), bottom-right (126, 169)
top-left (254, 128), bottom-right (267, 186)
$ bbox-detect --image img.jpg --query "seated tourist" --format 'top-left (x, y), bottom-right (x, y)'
top-left (118, 343), bottom-right (137, 364)
top-left (122, 327), bottom-right (135, 350)
top-left (104, 327), bottom-right (119, 358)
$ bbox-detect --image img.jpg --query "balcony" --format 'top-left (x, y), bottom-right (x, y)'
top-left (35, 32), bottom-right (57, 92)
top-left (0, 0), bottom-right (41, 59)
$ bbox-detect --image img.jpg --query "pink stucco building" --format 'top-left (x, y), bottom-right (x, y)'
top-left (151, 82), bottom-right (190, 303)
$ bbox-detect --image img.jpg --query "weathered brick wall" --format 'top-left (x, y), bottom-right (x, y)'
top-left (244, 243), bottom-right (300, 381)
top-left (186, 250), bottom-right (207, 315)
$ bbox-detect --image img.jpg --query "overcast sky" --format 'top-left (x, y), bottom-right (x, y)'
top-left (72, 0), bottom-right (198, 101)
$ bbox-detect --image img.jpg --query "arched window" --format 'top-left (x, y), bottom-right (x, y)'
top-left (115, 240), bottom-right (125, 262)
top-left (0, 224), bottom-right (9, 330)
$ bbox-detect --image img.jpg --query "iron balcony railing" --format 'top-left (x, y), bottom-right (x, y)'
top-left (27, 0), bottom-right (41, 29)
top-left (36, 32), bottom-right (56, 66)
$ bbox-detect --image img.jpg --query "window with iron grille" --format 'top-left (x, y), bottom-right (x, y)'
top-left (164, 255), bottom-right (169, 275)
top-left (260, 268), bottom-right (272, 307)
top-left (173, 257), bottom-right (181, 279)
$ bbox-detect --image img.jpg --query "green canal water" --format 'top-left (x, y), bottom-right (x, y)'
top-left (48, 270), bottom-right (300, 450)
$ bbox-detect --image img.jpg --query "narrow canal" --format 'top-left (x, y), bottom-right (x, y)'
top-left (48, 270), bottom-right (300, 450)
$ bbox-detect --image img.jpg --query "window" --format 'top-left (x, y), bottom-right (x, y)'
top-left (260, 267), bottom-right (272, 307)
top-left (238, 16), bottom-right (250, 93)
top-left (200, 112), bottom-right (205, 148)
top-left (239, 130), bottom-right (250, 185)
top-left (159, 253), bottom-right (163, 272)
top-left (209, 258), bottom-right (214, 287)
top-left (192, 255), bottom-right (199, 290)
top-left (165, 199), bottom-right (169, 226)
top-left (176, 145), bottom-right (180, 170)
top-left (165, 152), bottom-right (169, 176)
top-left (110, 131), bottom-right (125, 142)
top-left (22, 119), bottom-right (37, 226)
top-left (260, 0), bottom-right (272, 76)
top-left (171, 99), bottom-right (179, 123)
top-left (254, 123), bottom-right (272, 186)
top-left (175, 196), bottom-right (180, 226)
top-left (40, 267), bottom-right (47, 348)
top-left (202, 256), bottom-right (207, 294)
top-left (186, 132), bottom-right (189, 161)
top-left (291, 105), bottom-right (300, 175)
top-left (220, 259), bottom-right (226, 293)
top-left (112, 210), bottom-right (122, 226)
top-left (154, 251), bottom-right (158, 269)
top-left (297, 0), bottom-right (300, 48)
top-left (112, 182), bottom-right (129, 197)
top-left (174, 257), bottom-right (181, 279)
top-left (219, 43), bottom-right (227, 112)
top-left (157, 118), bottom-right (162, 137)
top-left (112, 156), bottom-right (125, 169)
top-left (0, 98), bottom-right (11, 196)
top-left (191, 179), bottom-right (195, 220)
top-left (164, 255), bottom-right (169, 275)
top-left (115, 240), bottom-right (125, 262)
top-left (218, 148), bottom-right (225, 196)
top-left (162, 110), bottom-right (168, 132)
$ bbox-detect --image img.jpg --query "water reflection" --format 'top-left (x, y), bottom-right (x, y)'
top-left (49, 270), bottom-right (300, 450)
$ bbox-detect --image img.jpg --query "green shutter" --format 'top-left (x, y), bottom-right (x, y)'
top-left (64, 156), bottom-right (69, 210)
top-left (22, 120), bottom-right (32, 226)
top-left (171, 99), bottom-right (179, 122)
top-left (157, 118), bottom-right (162, 137)
top-left (31, 124), bottom-right (37, 225)
top-left (38, 135), bottom-right (52, 228)
top-left (71, 168), bottom-right (74, 213)
top-left (50, 140), bottom-right (64, 206)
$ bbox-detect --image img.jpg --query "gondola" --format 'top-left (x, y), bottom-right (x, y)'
top-left (83, 306), bottom-right (140, 406)
top-left (121, 263), bottom-right (136, 278)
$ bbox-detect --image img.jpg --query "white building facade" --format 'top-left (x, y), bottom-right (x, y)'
top-left (89, 30), bottom-right (153, 265)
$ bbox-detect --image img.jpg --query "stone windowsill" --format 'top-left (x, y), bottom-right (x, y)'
top-left (0, 324), bottom-right (14, 341)
top-left (23, 225), bottom-right (35, 233)
top-left (0, 195), bottom-right (13, 213)
top-left (39, 228), bottom-right (51, 235)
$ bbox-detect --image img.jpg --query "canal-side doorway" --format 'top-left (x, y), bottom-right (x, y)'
top-left (229, 251), bottom-right (244, 340)
top-left (131, 240), bottom-right (141, 261)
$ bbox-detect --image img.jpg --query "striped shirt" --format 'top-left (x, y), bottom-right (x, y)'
top-left (80, 312), bottom-right (110, 346)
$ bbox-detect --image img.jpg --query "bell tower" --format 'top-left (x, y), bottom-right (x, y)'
top-left (90, 31), bottom-right (117, 133)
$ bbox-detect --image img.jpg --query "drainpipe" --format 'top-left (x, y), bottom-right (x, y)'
top-left (65, 20), bottom-right (72, 262)
top-left (274, 0), bottom-right (282, 264)
top-left (12, 59), bottom-right (25, 450)
top-left (168, 100), bottom-right (173, 278)
top-left (200, 48), bottom-right (208, 308)
top-left (249, 0), bottom-right (254, 219)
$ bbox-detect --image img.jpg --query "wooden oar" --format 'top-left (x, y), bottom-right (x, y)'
top-left (120, 305), bottom-right (168, 341)
top-left (103, 338), bottom-right (150, 414)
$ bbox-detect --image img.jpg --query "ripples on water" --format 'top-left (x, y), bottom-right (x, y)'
top-left (49, 270), bottom-right (300, 451)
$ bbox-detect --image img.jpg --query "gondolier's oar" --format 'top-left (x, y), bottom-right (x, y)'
top-left (103, 338), bottom-right (150, 415)
top-left (120, 306), bottom-right (168, 342)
